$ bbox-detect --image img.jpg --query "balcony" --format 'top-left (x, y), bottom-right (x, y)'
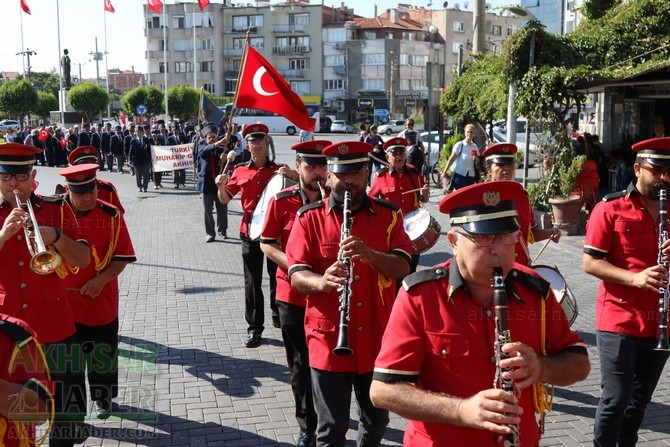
top-left (224, 71), bottom-right (239, 78)
top-left (146, 50), bottom-right (166, 59)
top-left (223, 47), bottom-right (244, 57)
top-left (145, 27), bottom-right (164, 38)
top-left (277, 69), bottom-right (304, 79)
top-left (272, 45), bottom-right (310, 56)
top-left (222, 25), bottom-right (259, 34)
top-left (333, 65), bottom-right (346, 75)
top-left (272, 24), bottom-right (305, 34)
top-left (333, 42), bottom-right (346, 50)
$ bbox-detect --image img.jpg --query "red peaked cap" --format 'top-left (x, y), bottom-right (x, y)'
top-left (59, 163), bottom-right (99, 193)
top-left (68, 146), bottom-right (99, 166)
top-left (384, 137), bottom-right (409, 153)
top-left (322, 141), bottom-right (371, 174)
top-left (632, 137), bottom-right (670, 167)
top-left (243, 124), bottom-right (269, 141)
top-left (291, 140), bottom-right (331, 165)
top-left (438, 180), bottom-right (521, 235)
top-left (482, 143), bottom-right (518, 165)
top-left (0, 143), bottom-right (41, 174)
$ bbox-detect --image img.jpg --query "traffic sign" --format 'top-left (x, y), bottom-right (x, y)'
top-left (136, 104), bottom-right (148, 116)
top-left (358, 99), bottom-right (374, 108)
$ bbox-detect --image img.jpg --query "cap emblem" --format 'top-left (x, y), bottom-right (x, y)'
top-left (337, 144), bottom-right (349, 155)
top-left (482, 191), bottom-right (501, 207)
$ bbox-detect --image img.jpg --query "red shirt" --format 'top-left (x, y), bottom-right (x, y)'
top-left (97, 179), bottom-right (125, 214)
top-left (373, 260), bottom-right (587, 447)
top-left (0, 314), bottom-right (52, 447)
top-left (584, 186), bottom-right (661, 337)
top-left (65, 200), bottom-right (136, 326)
top-left (0, 195), bottom-right (85, 343)
top-left (224, 160), bottom-right (280, 238)
top-left (261, 185), bottom-right (316, 307)
top-left (368, 165), bottom-right (425, 215)
top-left (287, 195), bottom-right (412, 373)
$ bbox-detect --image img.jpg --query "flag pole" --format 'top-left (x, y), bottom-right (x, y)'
top-left (103, 4), bottom-right (111, 119)
top-left (163, 4), bottom-right (169, 120)
top-left (56, 0), bottom-right (64, 125)
top-left (19, 5), bottom-right (26, 78)
top-left (225, 28), bottom-right (252, 139)
top-left (192, 1), bottom-right (197, 89)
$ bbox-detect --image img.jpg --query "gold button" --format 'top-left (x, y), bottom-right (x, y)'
top-left (18, 261), bottom-right (25, 267)
top-left (357, 327), bottom-right (363, 332)
top-left (441, 349), bottom-right (448, 356)
top-left (356, 302), bottom-right (363, 308)
top-left (22, 304), bottom-right (28, 309)
top-left (486, 310), bottom-right (493, 318)
top-left (20, 283), bottom-right (27, 289)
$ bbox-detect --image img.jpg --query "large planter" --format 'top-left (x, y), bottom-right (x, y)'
top-left (549, 195), bottom-right (584, 235)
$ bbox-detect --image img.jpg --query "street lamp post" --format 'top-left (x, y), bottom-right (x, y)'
top-left (389, 51), bottom-right (396, 121)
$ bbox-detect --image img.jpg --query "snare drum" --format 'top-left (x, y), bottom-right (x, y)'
top-left (403, 209), bottom-right (442, 254)
top-left (533, 265), bottom-right (579, 326)
top-left (248, 174), bottom-right (297, 240)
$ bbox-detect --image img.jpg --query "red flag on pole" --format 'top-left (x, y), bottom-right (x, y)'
top-left (147, 0), bottom-right (163, 14)
top-left (20, 0), bottom-right (31, 14)
top-left (236, 46), bottom-right (316, 132)
top-left (198, 0), bottom-right (210, 10)
top-left (104, 0), bottom-right (115, 13)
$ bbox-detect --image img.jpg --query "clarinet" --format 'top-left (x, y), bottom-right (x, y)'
top-left (333, 190), bottom-right (354, 357)
top-left (493, 267), bottom-right (520, 447)
top-left (656, 189), bottom-right (670, 350)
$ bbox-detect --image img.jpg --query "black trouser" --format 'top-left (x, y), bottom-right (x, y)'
top-left (74, 319), bottom-right (119, 408)
top-left (277, 301), bottom-right (317, 434)
top-left (594, 331), bottom-right (670, 447)
top-left (241, 235), bottom-right (277, 335)
top-left (202, 191), bottom-right (227, 237)
top-left (173, 169), bottom-right (186, 185)
top-left (153, 171), bottom-right (163, 186)
top-left (311, 369), bottom-right (388, 447)
top-left (44, 335), bottom-right (86, 447)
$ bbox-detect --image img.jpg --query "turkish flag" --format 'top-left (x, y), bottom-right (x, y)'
top-left (198, 0), bottom-right (210, 11)
top-left (119, 110), bottom-right (126, 126)
top-left (147, 0), bottom-right (163, 14)
top-left (60, 137), bottom-right (68, 149)
top-left (38, 128), bottom-right (49, 142)
top-left (104, 0), bottom-right (115, 13)
top-left (20, 0), bottom-right (30, 14)
top-left (236, 46), bottom-right (315, 131)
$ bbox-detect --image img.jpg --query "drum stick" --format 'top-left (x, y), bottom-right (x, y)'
top-left (532, 237), bottom-right (554, 264)
top-left (65, 288), bottom-right (81, 293)
top-left (402, 186), bottom-right (428, 195)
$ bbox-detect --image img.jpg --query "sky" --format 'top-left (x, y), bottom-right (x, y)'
top-left (0, 0), bottom-right (508, 81)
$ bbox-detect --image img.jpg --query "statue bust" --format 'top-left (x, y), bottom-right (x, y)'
top-left (61, 49), bottom-right (71, 89)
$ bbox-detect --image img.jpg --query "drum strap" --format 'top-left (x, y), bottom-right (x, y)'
top-left (532, 297), bottom-right (554, 434)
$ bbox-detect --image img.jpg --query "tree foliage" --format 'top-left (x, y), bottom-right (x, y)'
top-left (67, 83), bottom-right (109, 122)
top-left (121, 86), bottom-right (164, 120)
top-left (167, 85), bottom-right (199, 121)
top-left (19, 71), bottom-right (61, 97)
top-left (582, 0), bottom-right (618, 20)
top-left (0, 79), bottom-right (38, 121)
top-left (34, 91), bottom-right (59, 120)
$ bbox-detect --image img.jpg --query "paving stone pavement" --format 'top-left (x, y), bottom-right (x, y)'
top-left (40, 169), bottom-right (670, 447)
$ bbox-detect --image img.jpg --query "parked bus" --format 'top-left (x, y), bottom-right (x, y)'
top-left (222, 105), bottom-right (321, 135)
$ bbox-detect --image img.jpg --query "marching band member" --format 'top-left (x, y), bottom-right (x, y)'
top-left (0, 143), bottom-right (90, 447)
top-left (482, 143), bottom-right (559, 266)
top-left (59, 164), bottom-right (136, 420)
top-left (260, 139), bottom-right (331, 447)
top-left (215, 124), bottom-right (295, 348)
top-left (286, 141), bottom-right (412, 447)
top-left (66, 146), bottom-right (124, 213)
top-left (371, 181), bottom-right (590, 447)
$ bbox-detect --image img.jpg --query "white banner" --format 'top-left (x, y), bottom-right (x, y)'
top-left (151, 144), bottom-right (194, 173)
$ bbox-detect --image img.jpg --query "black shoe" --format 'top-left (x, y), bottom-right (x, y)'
top-left (297, 431), bottom-right (315, 447)
top-left (206, 235), bottom-right (215, 243)
top-left (218, 232), bottom-right (227, 239)
top-left (95, 400), bottom-right (112, 419)
top-left (272, 318), bottom-right (281, 329)
top-left (244, 333), bottom-right (262, 348)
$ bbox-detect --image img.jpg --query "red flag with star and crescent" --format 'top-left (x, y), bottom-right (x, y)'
top-left (20, 0), bottom-right (31, 14)
top-left (236, 46), bottom-right (315, 132)
top-left (147, 0), bottom-right (163, 14)
top-left (198, 0), bottom-right (210, 10)
top-left (104, 0), bottom-right (115, 13)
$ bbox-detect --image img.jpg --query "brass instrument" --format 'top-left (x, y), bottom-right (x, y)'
top-left (656, 188), bottom-right (669, 350)
top-left (333, 190), bottom-right (353, 357)
top-left (493, 267), bottom-right (520, 447)
top-left (12, 189), bottom-right (62, 275)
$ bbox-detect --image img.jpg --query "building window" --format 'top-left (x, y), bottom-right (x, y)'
top-left (174, 40), bottom-right (192, 51)
top-left (362, 53), bottom-right (385, 65)
top-left (201, 39), bottom-right (213, 50)
top-left (492, 25), bottom-right (502, 36)
top-left (399, 54), bottom-right (410, 65)
top-left (386, 32), bottom-right (394, 39)
top-left (290, 81), bottom-right (310, 94)
top-left (327, 28), bottom-right (345, 42)
top-left (452, 42), bottom-right (463, 53)
top-left (453, 21), bottom-right (465, 32)
top-left (147, 16), bottom-right (164, 28)
top-left (225, 79), bottom-right (237, 96)
top-left (363, 79), bottom-right (384, 90)
top-left (200, 61), bottom-right (214, 72)
top-left (364, 31), bottom-right (376, 39)
top-left (233, 14), bottom-right (263, 31)
top-left (399, 79), bottom-right (410, 90)
top-left (401, 32), bottom-right (416, 41)
top-left (159, 40), bottom-right (167, 51)
top-left (289, 13), bottom-right (309, 26)
top-left (324, 79), bottom-right (344, 90)
top-left (203, 83), bottom-right (215, 93)
top-left (173, 16), bottom-right (186, 29)
top-left (159, 62), bottom-right (168, 73)
top-left (249, 37), bottom-right (264, 49)
top-left (175, 62), bottom-right (192, 73)
top-left (413, 55), bottom-right (428, 66)
top-left (507, 24), bottom-right (519, 36)
top-left (289, 59), bottom-right (309, 70)
top-left (324, 55), bottom-right (345, 66)
top-left (413, 78), bottom-right (427, 90)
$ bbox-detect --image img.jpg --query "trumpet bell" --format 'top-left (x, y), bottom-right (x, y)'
top-left (30, 251), bottom-right (62, 275)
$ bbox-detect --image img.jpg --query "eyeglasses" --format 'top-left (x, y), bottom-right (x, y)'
top-left (639, 162), bottom-right (670, 177)
top-left (456, 228), bottom-right (518, 248)
top-left (0, 172), bottom-right (31, 182)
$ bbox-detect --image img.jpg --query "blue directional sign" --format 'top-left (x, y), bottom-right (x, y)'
top-left (136, 104), bottom-right (148, 116)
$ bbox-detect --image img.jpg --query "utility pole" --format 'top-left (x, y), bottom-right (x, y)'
top-left (16, 49), bottom-right (37, 81)
top-left (389, 51), bottom-right (397, 121)
top-left (89, 37), bottom-right (104, 86)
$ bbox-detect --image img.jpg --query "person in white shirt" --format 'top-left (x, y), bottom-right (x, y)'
top-left (441, 123), bottom-right (481, 190)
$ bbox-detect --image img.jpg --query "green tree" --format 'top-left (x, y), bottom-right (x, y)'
top-left (0, 79), bottom-right (38, 121)
top-left (67, 83), bottom-right (110, 122)
top-left (167, 85), bottom-right (199, 121)
top-left (121, 86), bottom-right (164, 122)
top-left (583, 0), bottom-right (618, 20)
top-left (19, 71), bottom-right (61, 97)
top-left (33, 91), bottom-right (59, 121)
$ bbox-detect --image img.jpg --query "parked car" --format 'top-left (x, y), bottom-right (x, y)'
top-left (331, 120), bottom-right (354, 133)
top-left (420, 130), bottom-right (453, 164)
top-left (377, 120), bottom-right (406, 135)
top-left (0, 120), bottom-right (20, 138)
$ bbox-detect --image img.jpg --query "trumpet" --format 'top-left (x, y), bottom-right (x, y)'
top-left (13, 189), bottom-right (62, 275)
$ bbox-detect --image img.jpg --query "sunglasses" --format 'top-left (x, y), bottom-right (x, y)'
top-left (456, 228), bottom-right (518, 248)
